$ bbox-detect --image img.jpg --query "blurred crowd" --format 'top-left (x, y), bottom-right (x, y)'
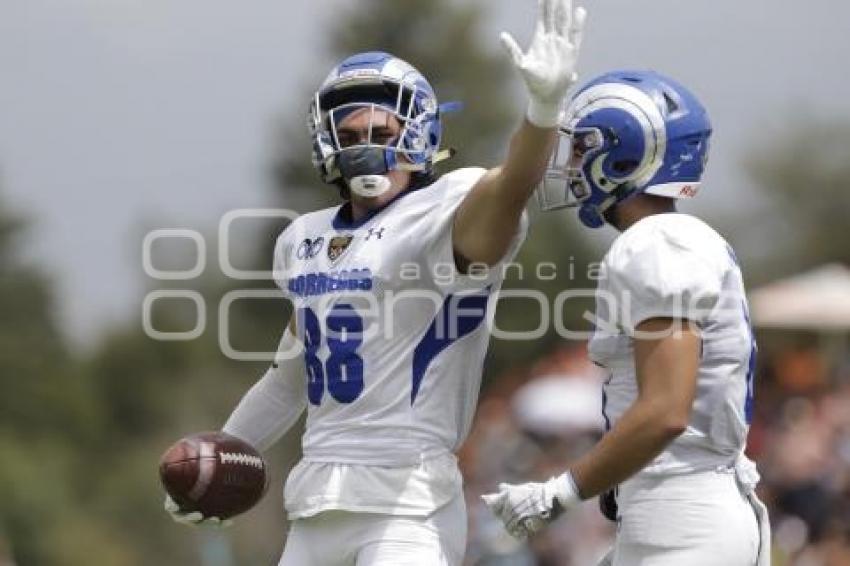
top-left (459, 342), bottom-right (850, 566)
top-left (751, 345), bottom-right (850, 565)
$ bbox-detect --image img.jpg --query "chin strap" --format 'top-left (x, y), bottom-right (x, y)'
top-left (432, 147), bottom-right (456, 165)
top-left (395, 148), bottom-right (456, 172)
top-left (349, 148), bottom-right (457, 198)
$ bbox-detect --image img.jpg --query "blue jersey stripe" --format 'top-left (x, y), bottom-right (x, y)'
top-left (410, 288), bottom-right (489, 404)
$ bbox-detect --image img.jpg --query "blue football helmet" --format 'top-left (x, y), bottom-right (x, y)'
top-left (309, 51), bottom-right (448, 197)
top-left (539, 70), bottom-right (712, 228)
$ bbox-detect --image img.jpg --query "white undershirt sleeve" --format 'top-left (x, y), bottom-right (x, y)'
top-left (222, 327), bottom-right (306, 452)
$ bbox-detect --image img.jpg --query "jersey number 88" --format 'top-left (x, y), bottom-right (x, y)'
top-left (300, 304), bottom-right (365, 405)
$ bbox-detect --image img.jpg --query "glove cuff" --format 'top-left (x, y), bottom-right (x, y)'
top-left (526, 98), bottom-right (561, 129)
top-left (550, 471), bottom-right (581, 508)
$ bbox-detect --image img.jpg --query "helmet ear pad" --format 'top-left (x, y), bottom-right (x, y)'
top-left (579, 106), bottom-right (662, 186)
top-left (593, 112), bottom-right (648, 183)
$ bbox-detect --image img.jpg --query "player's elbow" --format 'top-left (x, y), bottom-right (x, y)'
top-left (660, 402), bottom-right (691, 439)
top-left (643, 414), bottom-right (687, 445)
top-left (646, 401), bottom-right (690, 441)
top-left (659, 414), bottom-right (688, 439)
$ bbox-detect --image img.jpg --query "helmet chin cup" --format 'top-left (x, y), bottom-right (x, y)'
top-left (578, 203), bottom-right (605, 228)
top-left (349, 175), bottom-right (392, 198)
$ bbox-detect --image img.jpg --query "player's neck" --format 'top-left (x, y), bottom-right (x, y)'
top-left (350, 195), bottom-right (393, 222)
top-left (349, 184), bottom-right (408, 222)
top-left (609, 195), bottom-right (677, 231)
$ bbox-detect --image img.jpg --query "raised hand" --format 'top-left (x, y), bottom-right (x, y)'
top-left (500, 0), bottom-right (588, 127)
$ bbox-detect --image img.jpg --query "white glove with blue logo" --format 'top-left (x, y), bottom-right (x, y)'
top-left (500, 0), bottom-right (587, 128)
top-left (481, 472), bottom-right (581, 540)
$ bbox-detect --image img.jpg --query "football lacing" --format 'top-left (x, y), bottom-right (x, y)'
top-left (219, 452), bottom-right (263, 469)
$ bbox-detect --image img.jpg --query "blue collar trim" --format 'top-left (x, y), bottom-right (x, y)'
top-left (331, 183), bottom-right (426, 230)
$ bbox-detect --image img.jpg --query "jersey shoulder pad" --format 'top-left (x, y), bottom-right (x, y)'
top-left (604, 214), bottom-right (727, 330)
top-left (607, 213), bottom-right (729, 274)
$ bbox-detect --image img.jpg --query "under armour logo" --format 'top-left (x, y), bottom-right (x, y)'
top-left (366, 227), bottom-right (385, 240)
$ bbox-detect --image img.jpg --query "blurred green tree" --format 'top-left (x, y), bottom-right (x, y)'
top-left (0, 194), bottom-right (105, 564)
top-left (744, 120), bottom-right (850, 277)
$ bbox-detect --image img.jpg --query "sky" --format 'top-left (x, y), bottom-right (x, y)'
top-left (2, 0), bottom-right (849, 347)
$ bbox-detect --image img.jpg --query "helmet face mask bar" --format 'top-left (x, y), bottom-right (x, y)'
top-left (537, 126), bottom-right (607, 211)
top-left (322, 98), bottom-right (424, 198)
top-left (324, 99), bottom-right (427, 170)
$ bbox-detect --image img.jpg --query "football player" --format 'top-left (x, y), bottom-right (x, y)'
top-left (165, 1), bottom-right (587, 565)
top-left (482, 71), bottom-right (771, 565)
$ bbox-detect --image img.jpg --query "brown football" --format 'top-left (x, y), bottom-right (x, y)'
top-left (159, 431), bottom-right (267, 519)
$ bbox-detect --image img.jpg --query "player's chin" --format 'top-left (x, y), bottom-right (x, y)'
top-left (602, 205), bottom-right (619, 227)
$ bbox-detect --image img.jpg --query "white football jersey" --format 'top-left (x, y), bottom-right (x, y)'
top-left (273, 167), bottom-right (527, 517)
top-left (588, 213), bottom-right (756, 476)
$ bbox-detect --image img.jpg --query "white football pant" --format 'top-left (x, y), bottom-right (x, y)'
top-left (610, 468), bottom-right (764, 566)
top-left (278, 494), bottom-right (465, 566)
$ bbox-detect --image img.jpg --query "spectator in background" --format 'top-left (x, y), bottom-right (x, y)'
top-left (462, 346), bottom-right (613, 565)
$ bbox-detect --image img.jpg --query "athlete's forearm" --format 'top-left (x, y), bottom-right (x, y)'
top-left (222, 322), bottom-right (306, 452)
top-left (569, 398), bottom-right (686, 499)
top-left (222, 367), bottom-right (306, 452)
top-left (572, 318), bottom-right (699, 498)
top-left (452, 120), bottom-right (555, 266)
top-left (500, 117), bottom-right (560, 204)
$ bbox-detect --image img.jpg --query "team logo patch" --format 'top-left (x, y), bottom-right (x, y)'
top-left (328, 234), bottom-right (354, 262)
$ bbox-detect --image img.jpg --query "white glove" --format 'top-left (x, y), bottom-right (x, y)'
top-left (500, 0), bottom-right (588, 128)
top-left (481, 472), bottom-right (581, 540)
top-left (164, 495), bottom-right (233, 528)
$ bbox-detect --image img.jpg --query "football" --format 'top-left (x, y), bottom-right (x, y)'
top-left (159, 431), bottom-right (267, 519)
